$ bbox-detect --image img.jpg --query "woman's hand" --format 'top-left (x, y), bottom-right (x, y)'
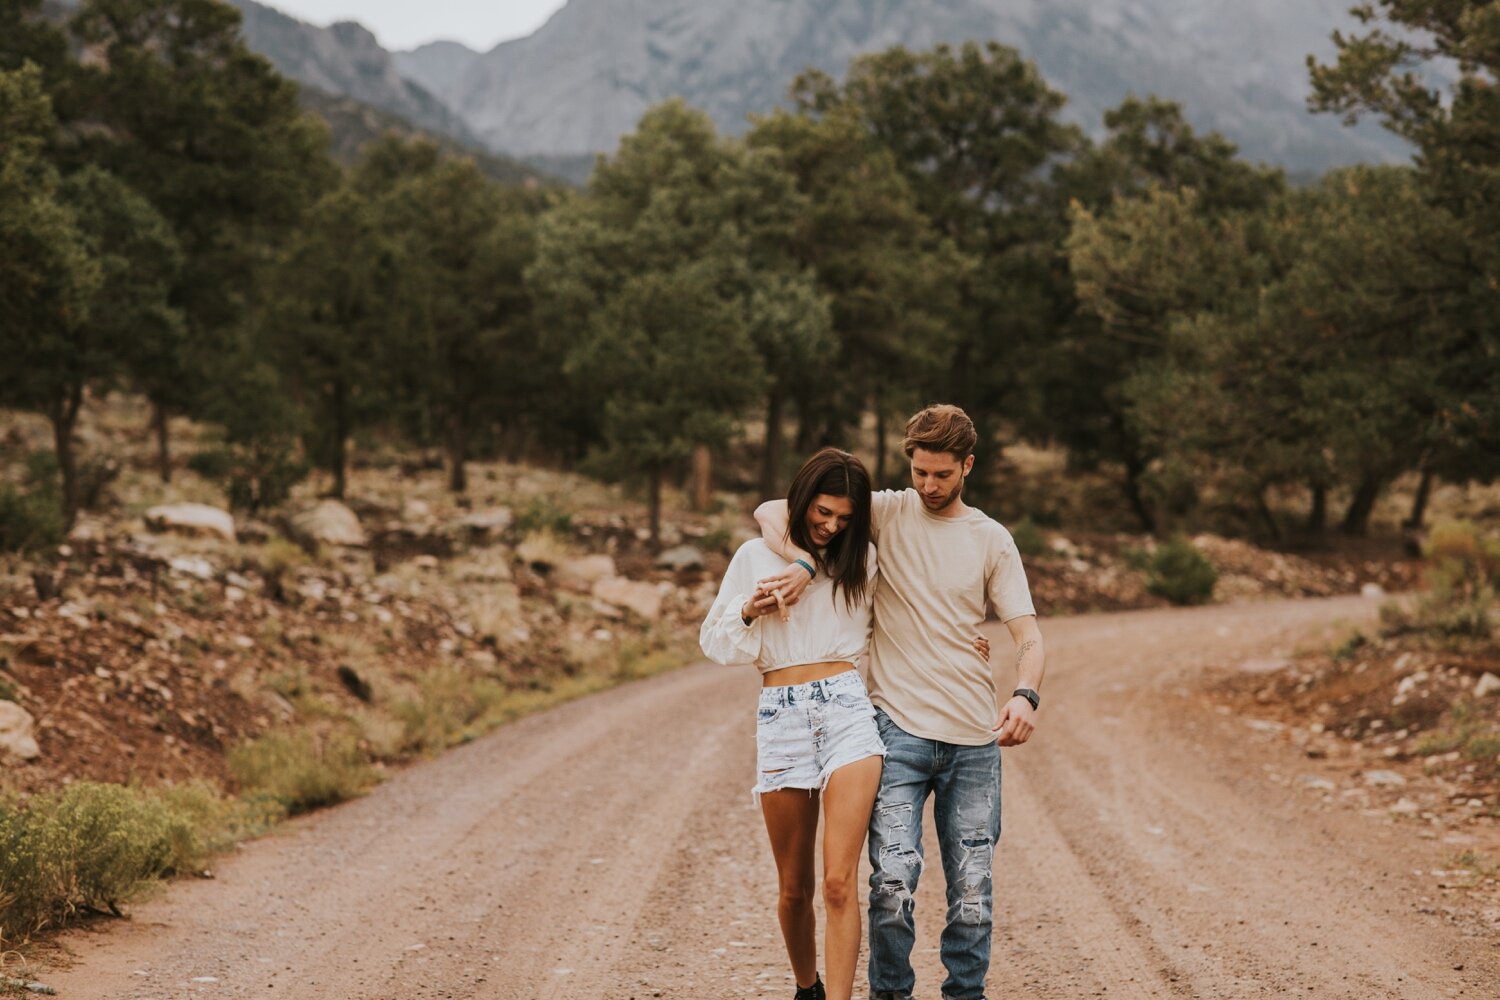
top-left (972, 635), bottom-right (991, 661)
top-left (756, 562), bottom-right (813, 620)
top-left (740, 587), bottom-right (781, 623)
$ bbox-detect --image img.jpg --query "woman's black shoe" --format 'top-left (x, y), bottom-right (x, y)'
top-left (793, 977), bottom-right (825, 1000)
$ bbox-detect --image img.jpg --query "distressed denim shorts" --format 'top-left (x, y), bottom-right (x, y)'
top-left (754, 669), bottom-right (886, 802)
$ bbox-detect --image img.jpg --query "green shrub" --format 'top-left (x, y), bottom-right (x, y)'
top-left (1384, 522), bottom-right (1499, 641)
top-left (1008, 517), bottom-right (1047, 559)
top-left (696, 525), bottom-right (733, 554)
top-left (1421, 521), bottom-right (1498, 638)
top-left (1465, 733), bottom-right (1500, 761)
top-left (0, 452), bottom-right (65, 554)
top-left (513, 498), bottom-right (572, 537)
top-left (393, 665), bottom-right (508, 755)
top-left (227, 729), bottom-right (374, 814)
top-left (0, 782), bottom-right (226, 942)
top-left (254, 535), bottom-right (311, 602)
top-left (1415, 701), bottom-right (1500, 763)
top-left (189, 441), bottom-right (307, 513)
top-left (1144, 537), bottom-right (1218, 605)
top-left (1332, 630), bottom-right (1368, 661)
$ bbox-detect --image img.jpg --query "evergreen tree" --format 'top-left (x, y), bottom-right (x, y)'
top-left (746, 104), bottom-right (962, 486)
top-left (1310, 1), bottom-right (1500, 509)
top-left (379, 153), bottom-right (538, 492)
top-left (529, 101), bottom-right (768, 543)
top-left (0, 65), bottom-right (103, 525)
top-left (1052, 100), bottom-right (1284, 531)
top-left (70, 0), bottom-right (334, 479)
top-left (267, 181), bottom-right (397, 497)
top-left (790, 43), bottom-right (1084, 496)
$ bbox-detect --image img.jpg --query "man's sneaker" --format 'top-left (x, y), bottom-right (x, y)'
top-left (793, 977), bottom-right (825, 1000)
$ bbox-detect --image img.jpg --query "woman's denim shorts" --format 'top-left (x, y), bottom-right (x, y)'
top-left (754, 669), bottom-right (886, 802)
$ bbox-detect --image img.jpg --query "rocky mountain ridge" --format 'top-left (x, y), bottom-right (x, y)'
top-left (224, 0), bottom-right (480, 147)
top-left (397, 0), bottom-right (1409, 175)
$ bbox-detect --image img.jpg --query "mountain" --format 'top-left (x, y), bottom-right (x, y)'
top-left (298, 88), bottom-right (556, 187)
top-left (226, 0), bottom-right (482, 149)
top-left (393, 40), bottom-right (483, 103)
top-left (403, 0), bottom-right (1407, 175)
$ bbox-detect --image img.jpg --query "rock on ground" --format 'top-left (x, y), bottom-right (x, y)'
top-left (0, 700), bottom-right (41, 760)
top-left (593, 577), bottom-right (665, 621)
top-left (143, 504), bottom-right (236, 542)
top-left (289, 500), bottom-right (367, 548)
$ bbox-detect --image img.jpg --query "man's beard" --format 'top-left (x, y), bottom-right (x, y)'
top-left (921, 478), bottom-right (963, 513)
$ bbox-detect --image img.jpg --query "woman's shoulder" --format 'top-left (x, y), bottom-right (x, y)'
top-left (729, 537), bottom-right (776, 570)
top-left (734, 537), bottom-right (771, 557)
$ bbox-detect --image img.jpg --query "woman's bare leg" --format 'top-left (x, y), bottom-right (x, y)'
top-left (821, 755), bottom-right (883, 1000)
top-left (761, 788), bottom-right (823, 988)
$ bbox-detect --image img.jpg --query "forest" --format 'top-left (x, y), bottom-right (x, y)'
top-left (4, 0), bottom-right (1497, 547)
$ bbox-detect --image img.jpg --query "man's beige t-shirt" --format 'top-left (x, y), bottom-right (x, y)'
top-left (867, 488), bottom-right (1036, 745)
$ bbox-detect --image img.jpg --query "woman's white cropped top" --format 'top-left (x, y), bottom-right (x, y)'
top-left (699, 539), bottom-right (877, 674)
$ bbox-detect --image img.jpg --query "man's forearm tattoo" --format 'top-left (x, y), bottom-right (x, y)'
top-left (1015, 639), bottom-right (1037, 666)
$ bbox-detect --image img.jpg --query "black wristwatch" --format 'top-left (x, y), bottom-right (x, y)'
top-left (1012, 688), bottom-right (1040, 712)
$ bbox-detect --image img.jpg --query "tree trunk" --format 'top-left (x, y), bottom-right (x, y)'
top-left (1307, 483), bottom-right (1327, 534)
top-left (647, 465), bottom-right (662, 549)
top-left (794, 402), bottom-right (818, 454)
top-left (51, 386), bottom-right (83, 529)
top-left (331, 378), bottom-right (348, 499)
top-left (1123, 452), bottom-right (1157, 534)
top-left (151, 396), bottom-right (171, 484)
top-left (447, 414), bottom-right (467, 493)
top-left (1340, 474), bottom-right (1385, 536)
top-left (760, 387), bottom-right (784, 499)
top-left (691, 443), bottom-right (712, 512)
top-left (874, 392), bottom-right (888, 485)
top-left (1404, 469), bottom-right (1434, 529)
top-left (1256, 488), bottom-right (1282, 542)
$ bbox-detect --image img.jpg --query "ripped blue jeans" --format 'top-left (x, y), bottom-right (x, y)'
top-left (867, 708), bottom-right (1001, 1000)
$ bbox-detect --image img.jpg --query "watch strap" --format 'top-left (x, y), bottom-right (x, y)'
top-left (1012, 688), bottom-right (1040, 712)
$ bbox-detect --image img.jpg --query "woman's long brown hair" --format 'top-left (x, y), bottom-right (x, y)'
top-left (785, 447), bottom-right (872, 610)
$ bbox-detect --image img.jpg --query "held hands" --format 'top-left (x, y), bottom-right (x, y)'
top-left (755, 562), bottom-right (814, 621)
top-left (991, 696), bottom-right (1036, 747)
top-left (740, 586), bottom-right (782, 623)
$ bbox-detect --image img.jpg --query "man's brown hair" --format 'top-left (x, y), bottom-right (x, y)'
top-left (902, 404), bottom-right (977, 459)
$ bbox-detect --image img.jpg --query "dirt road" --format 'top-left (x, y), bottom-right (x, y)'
top-left (43, 596), bottom-right (1498, 998)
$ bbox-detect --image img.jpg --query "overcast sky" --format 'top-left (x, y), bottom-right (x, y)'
top-left (261, 0), bottom-right (569, 52)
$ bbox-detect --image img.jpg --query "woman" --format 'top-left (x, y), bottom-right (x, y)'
top-left (700, 447), bottom-right (884, 1000)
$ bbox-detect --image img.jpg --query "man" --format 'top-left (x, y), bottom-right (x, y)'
top-left (755, 403), bottom-right (1044, 1000)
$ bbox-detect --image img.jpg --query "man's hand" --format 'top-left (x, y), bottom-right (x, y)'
top-left (755, 562), bottom-right (813, 620)
top-left (991, 696), bottom-right (1036, 747)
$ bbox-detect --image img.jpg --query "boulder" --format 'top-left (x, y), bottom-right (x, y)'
top-left (454, 506), bottom-right (514, 543)
top-left (144, 503), bottom-right (236, 542)
top-left (1475, 672), bottom-right (1500, 699)
top-left (554, 554), bottom-right (617, 593)
top-left (593, 577), bottom-right (664, 621)
top-left (168, 556), bottom-right (216, 581)
top-left (290, 500), bottom-right (367, 548)
top-left (0, 701), bottom-right (40, 760)
top-left (656, 544), bottom-right (706, 571)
